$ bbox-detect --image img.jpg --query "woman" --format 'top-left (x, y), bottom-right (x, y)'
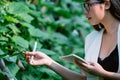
top-left (24, 0), bottom-right (120, 80)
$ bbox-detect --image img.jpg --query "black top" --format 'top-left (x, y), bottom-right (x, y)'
top-left (98, 45), bottom-right (119, 80)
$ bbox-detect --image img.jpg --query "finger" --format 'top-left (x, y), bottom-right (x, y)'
top-left (24, 52), bottom-right (37, 56)
top-left (75, 60), bottom-right (83, 66)
top-left (26, 56), bottom-right (31, 63)
top-left (75, 59), bottom-right (87, 68)
top-left (81, 62), bottom-right (89, 66)
top-left (79, 63), bottom-right (92, 72)
top-left (89, 62), bottom-right (95, 66)
top-left (75, 58), bottom-right (86, 66)
top-left (75, 60), bottom-right (91, 72)
top-left (77, 62), bottom-right (91, 71)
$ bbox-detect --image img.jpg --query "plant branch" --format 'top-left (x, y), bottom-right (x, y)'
top-left (0, 59), bottom-right (14, 80)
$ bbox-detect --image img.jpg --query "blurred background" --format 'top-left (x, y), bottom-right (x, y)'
top-left (0, 0), bottom-right (93, 80)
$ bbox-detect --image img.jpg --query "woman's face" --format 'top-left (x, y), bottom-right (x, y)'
top-left (83, 0), bottom-right (105, 25)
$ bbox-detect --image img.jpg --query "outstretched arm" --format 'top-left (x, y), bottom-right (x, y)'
top-left (24, 52), bottom-right (86, 80)
top-left (48, 61), bottom-right (86, 80)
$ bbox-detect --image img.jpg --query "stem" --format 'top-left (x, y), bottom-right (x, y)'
top-left (0, 59), bottom-right (14, 80)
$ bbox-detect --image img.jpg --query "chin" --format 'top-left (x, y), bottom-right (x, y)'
top-left (89, 21), bottom-right (100, 26)
top-left (88, 19), bottom-right (100, 25)
top-left (90, 22), bottom-right (97, 26)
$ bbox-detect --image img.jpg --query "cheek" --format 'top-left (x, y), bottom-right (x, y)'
top-left (90, 5), bottom-right (105, 24)
top-left (93, 5), bottom-right (105, 20)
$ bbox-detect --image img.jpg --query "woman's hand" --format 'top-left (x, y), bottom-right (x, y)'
top-left (75, 59), bottom-right (106, 77)
top-left (23, 51), bottom-right (54, 66)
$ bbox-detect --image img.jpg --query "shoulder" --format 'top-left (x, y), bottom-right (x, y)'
top-left (85, 30), bottom-right (99, 43)
top-left (85, 30), bottom-right (103, 53)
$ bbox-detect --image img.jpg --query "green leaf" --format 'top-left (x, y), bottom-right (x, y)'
top-left (7, 2), bottom-right (30, 14)
top-left (0, 69), bottom-right (13, 79)
top-left (28, 27), bottom-right (49, 39)
top-left (17, 14), bottom-right (34, 23)
top-left (21, 74), bottom-right (37, 80)
top-left (0, 49), bottom-right (5, 55)
top-left (40, 49), bottom-right (56, 55)
top-left (40, 68), bottom-right (57, 76)
top-left (12, 36), bottom-right (29, 48)
top-left (0, 55), bottom-right (8, 59)
top-left (0, 36), bottom-right (8, 42)
top-left (0, 26), bottom-right (9, 33)
top-left (55, 19), bottom-right (71, 27)
top-left (54, 7), bottom-right (71, 18)
top-left (7, 63), bottom-right (19, 76)
top-left (21, 22), bottom-right (34, 28)
top-left (8, 24), bottom-right (21, 35)
top-left (5, 16), bottom-right (19, 23)
top-left (51, 33), bottom-right (70, 45)
top-left (5, 56), bottom-right (17, 63)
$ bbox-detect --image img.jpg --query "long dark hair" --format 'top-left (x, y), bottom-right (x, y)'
top-left (94, 0), bottom-right (120, 31)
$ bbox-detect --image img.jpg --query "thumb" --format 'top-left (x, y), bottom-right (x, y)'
top-left (89, 62), bottom-right (95, 66)
top-left (23, 52), bottom-right (37, 56)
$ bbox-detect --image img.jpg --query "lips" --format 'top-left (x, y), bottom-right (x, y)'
top-left (87, 17), bottom-right (92, 20)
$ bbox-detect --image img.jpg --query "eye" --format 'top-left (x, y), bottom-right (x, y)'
top-left (83, 3), bottom-right (90, 11)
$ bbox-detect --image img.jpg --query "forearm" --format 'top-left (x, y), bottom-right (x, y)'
top-left (48, 61), bottom-right (86, 80)
top-left (102, 70), bottom-right (120, 80)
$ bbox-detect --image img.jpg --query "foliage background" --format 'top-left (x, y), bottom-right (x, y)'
top-left (0, 0), bottom-right (93, 80)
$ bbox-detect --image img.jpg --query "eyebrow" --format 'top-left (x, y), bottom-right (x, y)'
top-left (85, 0), bottom-right (89, 3)
top-left (85, 0), bottom-right (89, 2)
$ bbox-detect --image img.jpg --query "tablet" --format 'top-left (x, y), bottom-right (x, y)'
top-left (60, 54), bottom-right (87, 64)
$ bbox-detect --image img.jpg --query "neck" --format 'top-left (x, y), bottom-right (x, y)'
top-left (101, 12), bottom-right (120, 34)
